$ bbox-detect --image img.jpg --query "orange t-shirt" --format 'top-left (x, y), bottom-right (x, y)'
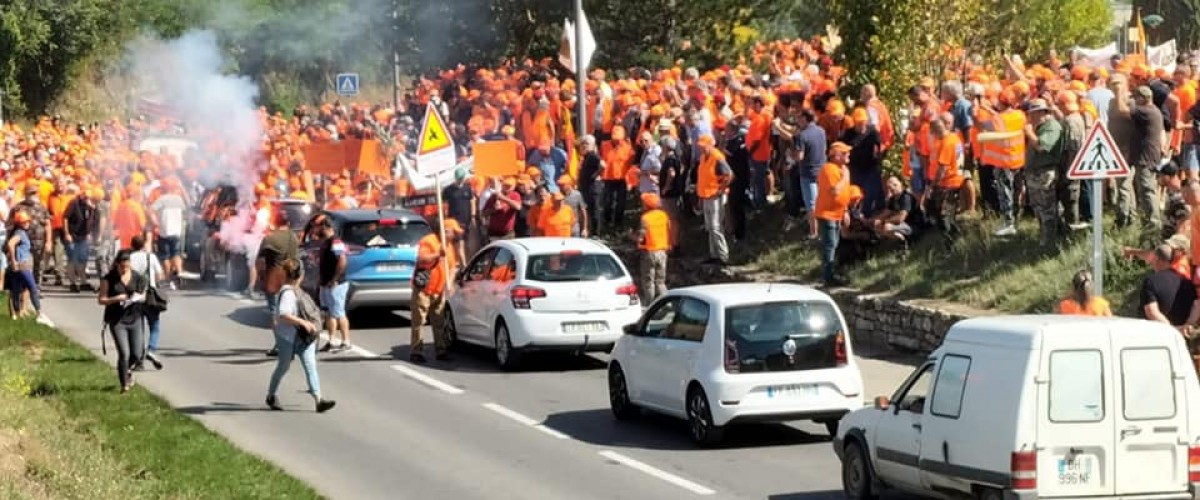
top-left (928, 133), bottom-right (965, 189)
top-left (600, 139), bottom-right (633, 181)
top-left (746, 111), bottom-right (773, 163)
top-left (538, 205), bottom-right (575, 237)
top-left (49, 194), bottom-right (72, 230)
top-left (416, 233), bottom-right (446, 296)
top-left (814, 162), bottom-right (852, 222)
top-left (1057, 296), bottom-right (1112, 316)
top-left (113, 200), bottom-right (147, 249)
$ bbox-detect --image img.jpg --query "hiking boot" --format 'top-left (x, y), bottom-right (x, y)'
top-left (266, 395), bottom-right (283, 411)
top-left (316, 399), bottom-right (336, 413)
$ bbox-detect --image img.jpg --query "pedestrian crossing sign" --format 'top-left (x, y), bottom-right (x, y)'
top-left (1067, 121), bottom-right (1131, 180)
top-left (335, 73), bottom-right (359, 96)
top-left (418, 106), bottom-right (452, 155)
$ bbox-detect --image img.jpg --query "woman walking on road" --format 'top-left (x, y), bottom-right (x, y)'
top-left (266, 259), bottom-right (336, 413)
top-left (97, 250), bottom-right (147, 393)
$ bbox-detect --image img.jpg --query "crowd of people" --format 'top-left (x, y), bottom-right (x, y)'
top-left (10, 33), bottom-right (1200, 398)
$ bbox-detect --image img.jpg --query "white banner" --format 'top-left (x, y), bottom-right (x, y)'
top-left (1148, 39), bottom-right (1178, 74)
top-left (1073, 43), bottom-right (1118, 69)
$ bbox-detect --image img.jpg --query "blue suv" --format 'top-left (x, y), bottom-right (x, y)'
top-left (300, 209), bottom-right (431, 312)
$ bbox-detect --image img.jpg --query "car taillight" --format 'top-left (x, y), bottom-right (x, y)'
top-left (1011, 451), bottom-right (1037, 490)
top-left (511, 286), bottom-right (546, 309)
top-left (1190, 446), bottom-right (1200, 482)
top-left (616, 283), bottom-right (639, 305)
top-left (834, 331), bottom-right (847, 366)
top-left (724, 339), bottom-right (740, 373)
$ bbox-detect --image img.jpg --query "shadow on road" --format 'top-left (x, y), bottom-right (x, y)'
top-left (541, 408), bottom-right (831, 451)
top-left (388, 342), bottom-right (607, 373)
top-left (227, 306), bottom-right (270, 329)
top-left (768, 492), bottom-right (842, 500)
top-left (177, 401), bottom-right (272, 415)
top-left (156, 347), bottom-right (272, 359)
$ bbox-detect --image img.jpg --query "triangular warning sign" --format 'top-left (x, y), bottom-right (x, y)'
top-left (1067, 121), bottom-right (1131, 180)
top-left (339, 78), bottom-right (355, 93)
top-left (417, 104), bottom-right (453, 155)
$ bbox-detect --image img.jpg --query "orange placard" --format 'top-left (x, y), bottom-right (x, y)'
top-left (473, 140), bottom-right (520, 178)
top-left (301, 141), bottom-right (345, 175)
top-left (356, 139), bottom-right (392, 177)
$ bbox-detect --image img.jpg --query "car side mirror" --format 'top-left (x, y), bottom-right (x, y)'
top-left (622, 323), bottom-right (639, 336)
top-left (873, 396), bottom-right (890, 410)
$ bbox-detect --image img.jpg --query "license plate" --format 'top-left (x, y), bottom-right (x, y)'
top-left (563, 322), bottom-right (605, 333)
top-left (766, 384), bottom-right (818, 399)
top-left (1057, 455), bottom-right (1097, 486)
top-left (376, 263), bottom-right (411, 273)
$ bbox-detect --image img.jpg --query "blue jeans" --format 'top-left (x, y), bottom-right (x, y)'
top-left (146, 310), bottom-right (161, 351)
top-left (751, 160), bottom-right (770, 208)
top-left (267, 330), bottom-right (320, 397)
top-left (10, 268), bottom-right (40, 313)
top-left (818, 219), bottom-right (841, 284)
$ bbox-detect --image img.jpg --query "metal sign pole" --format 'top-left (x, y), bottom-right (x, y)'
top-left (434, 174), bottom-right (450, 296)
top-left (1092, 178), bottom-right (1103, 296)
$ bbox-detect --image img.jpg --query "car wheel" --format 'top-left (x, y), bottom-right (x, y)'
top-left (608, 364), bottom-right (639, 420)
top-left (495, 321), bottom-right (522, 371)
top-left (686, 386), bottom-right (724, 446)
top-left (976, 488), bottom-right (1002, 500)
top-left (822, 419), bottom-right (839, 437)
top-left (445, 308), bottom-right (461, 350)
top-left (842, 441), bottom-right (876, 499)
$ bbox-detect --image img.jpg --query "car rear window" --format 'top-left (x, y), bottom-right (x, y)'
top-left (275, 203), bottom-right (316, 231)
top-left (525, 253), bottom-right (625, 282)
top-left (724, 301), bottom-right (844, 372)
top-left (342, 220), bottom-right (429, 247)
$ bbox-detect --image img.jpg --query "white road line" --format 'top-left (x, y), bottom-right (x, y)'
top-left (481, 403), bottom-right (569, 440)
top-left (390, 364), bottom-right (464, 394)
top-left (597, 450), bottom-right (716, 496)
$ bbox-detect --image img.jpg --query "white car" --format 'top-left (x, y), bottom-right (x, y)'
top-left (445, 237), bottom-right (643, 370)
top-left (608, 283), bottom-right (865, 446)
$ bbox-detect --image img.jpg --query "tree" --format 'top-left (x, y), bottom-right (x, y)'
top-left (1135, 0), bottom-right (1200, 50)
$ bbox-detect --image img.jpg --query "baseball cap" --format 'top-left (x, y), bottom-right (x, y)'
top-left (1136, 85), bottom-right (1154, 98)
top-left (829, 141), bottom-right (852, 154)
top-left (1025, 98), bottom-right (1051, 113)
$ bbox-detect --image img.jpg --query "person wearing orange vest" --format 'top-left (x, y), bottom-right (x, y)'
top-left (636, 193), bottom-right (671, 303)
top-left (816, 142), bottom-right (855, 286)
top-left (1056, 269), bottom-right (1112, 316)
top-left (1024, 98), bottom-right (1064, 246)
top-left (410, 207), bottom-right (454, 363)
top-left (928, 113), bottom-right (966, 240)
top-left (990, 92), bottom-right (1028, 236)
top-left (47, 180), bottom-right (73, 286)
top-left (600, 125), bottom-right (633, 234)
top-left (696, 133), bottom-right (733, 264)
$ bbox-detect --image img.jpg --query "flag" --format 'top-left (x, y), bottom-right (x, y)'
top-left (1135, 8), bottom-right (1147, 56)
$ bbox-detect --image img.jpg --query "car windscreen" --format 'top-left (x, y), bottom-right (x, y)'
top-left (341, 220), bottom-right (429, 248)
top-left (525, 253), bottom-right (625, 282)
top-left (724, 301), bottom-right (844, 372)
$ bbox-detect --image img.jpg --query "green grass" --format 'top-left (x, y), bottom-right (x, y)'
top-left (0, 317), bottom-right (322, 500)
top-left (739, 211), bottom-right (1155, 316)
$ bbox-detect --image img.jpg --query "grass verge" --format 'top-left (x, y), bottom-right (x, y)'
top-left (737, 210), bottom-right (1154, 316)
top-left (0, 316), bottom-right (321, 500)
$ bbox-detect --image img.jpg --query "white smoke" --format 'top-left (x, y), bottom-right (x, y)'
top-left (123, 30), bottom-right (266, 254)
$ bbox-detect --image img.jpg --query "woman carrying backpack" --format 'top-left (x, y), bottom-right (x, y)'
top-left (266, 258), bottom-right (335, 413)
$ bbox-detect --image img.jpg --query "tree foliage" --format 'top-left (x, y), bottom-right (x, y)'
top-left (830, 0), bottom-right (1112, 110)
top-left (1135, 0), bottom-right (1200, 50)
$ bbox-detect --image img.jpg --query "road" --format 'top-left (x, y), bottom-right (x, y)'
top-left (41, 286), bottom-right (920, 500)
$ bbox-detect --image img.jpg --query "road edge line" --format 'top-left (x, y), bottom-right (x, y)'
top-left (390, 364), bottom-right (464, 394)
top-left (597, 450), bottom-right (716, 496)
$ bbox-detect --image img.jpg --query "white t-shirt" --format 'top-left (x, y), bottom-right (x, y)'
top-left (274, 286), bottom-right (299, 339)
top-left (152, 194), bottom-right (186, 238)
top-left (130, 250), bottom-right (163, 287)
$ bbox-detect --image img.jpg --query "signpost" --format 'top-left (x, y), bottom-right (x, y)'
top-left (335, 73), bottom-right (359, 96)
top-left (1066, 121), bottom-right (1132, 297)
top-left (416, 103), bottom-right (458, 295)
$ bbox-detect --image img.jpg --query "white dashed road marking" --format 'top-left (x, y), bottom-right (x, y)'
top-left (390, 364), bottom-right (465, 395)
top-left (597, 450), bottom-right (716, 496)
top-left (482, 402), bottom-right (570, 440)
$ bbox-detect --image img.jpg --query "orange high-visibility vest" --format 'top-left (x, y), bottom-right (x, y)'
top-left (640, 209), bottom-right (670, 252)
top-left (696, 149), bottom-right (729, 199)
top-left (990, 109), bottom-right (1026, 169)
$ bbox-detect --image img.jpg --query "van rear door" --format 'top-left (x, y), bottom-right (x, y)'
top-left (1110, 331), bottom-right (1189, 495)
top-left (1036, 333), bottom-right (1115, 496)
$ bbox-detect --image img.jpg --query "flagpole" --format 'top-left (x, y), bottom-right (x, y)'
top-left (574, 0), bottom-right (587, 143)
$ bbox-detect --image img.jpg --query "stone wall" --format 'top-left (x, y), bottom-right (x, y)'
top-left (829, 290), bottom-right (992, 355)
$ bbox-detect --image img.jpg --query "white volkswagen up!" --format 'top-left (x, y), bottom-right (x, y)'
top-left (834, 315), bottom-right (1200, 499)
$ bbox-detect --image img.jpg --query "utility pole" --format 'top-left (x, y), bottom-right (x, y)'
top-left (574, 0), bottom-right (586, 141)
top-left (392, 0), bottom-right (401, 112)
top-left (0, 90), bottom-right (5, 128)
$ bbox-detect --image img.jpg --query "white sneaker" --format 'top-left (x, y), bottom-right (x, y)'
top-left (993, 225), bottom-right (1017, 237)
top-left (35, 314), bottom-right (54, 327)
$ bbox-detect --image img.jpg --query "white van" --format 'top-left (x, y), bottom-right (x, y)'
top-left (833, 315), bottom-right (1200, 499)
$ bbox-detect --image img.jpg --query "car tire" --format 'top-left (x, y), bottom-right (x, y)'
top-left (976, 488), bottom-right (1003, 500)
top-left (495, 321), bottom-right (522, 371)
top-left (686, 386), bottom-right (725, 447)
top-left (608, 364), bottom-right (639, 420)
top-left (445, 308), bottom-right (461, 350)
top-left (842, 441), bottom-right (876, 499)
top-left (821, 419), bottom-right (839, 437)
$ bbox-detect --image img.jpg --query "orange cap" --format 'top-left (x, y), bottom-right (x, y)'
top-left (13, 211), bottom-right (29, 224)
top-left (556, 174), bottom-right (575, 186)
top-left (696, 133), bottom-right (716, 147)
top-left (851, 108), bottom-right (869, 124)
top-left (829, 141), bottom-right (852, 154)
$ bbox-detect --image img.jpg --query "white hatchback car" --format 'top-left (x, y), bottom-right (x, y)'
top-left (446, 237), bottom-right (643, 370)
top-left (608, 283), bottom-right (865, 446)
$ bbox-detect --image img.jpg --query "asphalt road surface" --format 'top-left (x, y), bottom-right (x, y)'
top-left (41, 285), bottom-right (921, 500)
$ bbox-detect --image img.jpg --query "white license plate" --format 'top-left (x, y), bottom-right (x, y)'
top-left (376, 263), bottom-right (411, 273)
top-left (563, 322), bottom-right (605, 333)
top-left (766, 384), bottom-right (818, 399)
top-left (1056, 455), bottom-right (1097, 486)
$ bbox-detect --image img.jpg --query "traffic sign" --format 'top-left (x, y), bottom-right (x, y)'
top-left (1067, 121), bottom-right (1130, 180)
top-left (416, 103), bottom-right (457, 176)
top-left (335, 73), bottom-right (359, 96)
